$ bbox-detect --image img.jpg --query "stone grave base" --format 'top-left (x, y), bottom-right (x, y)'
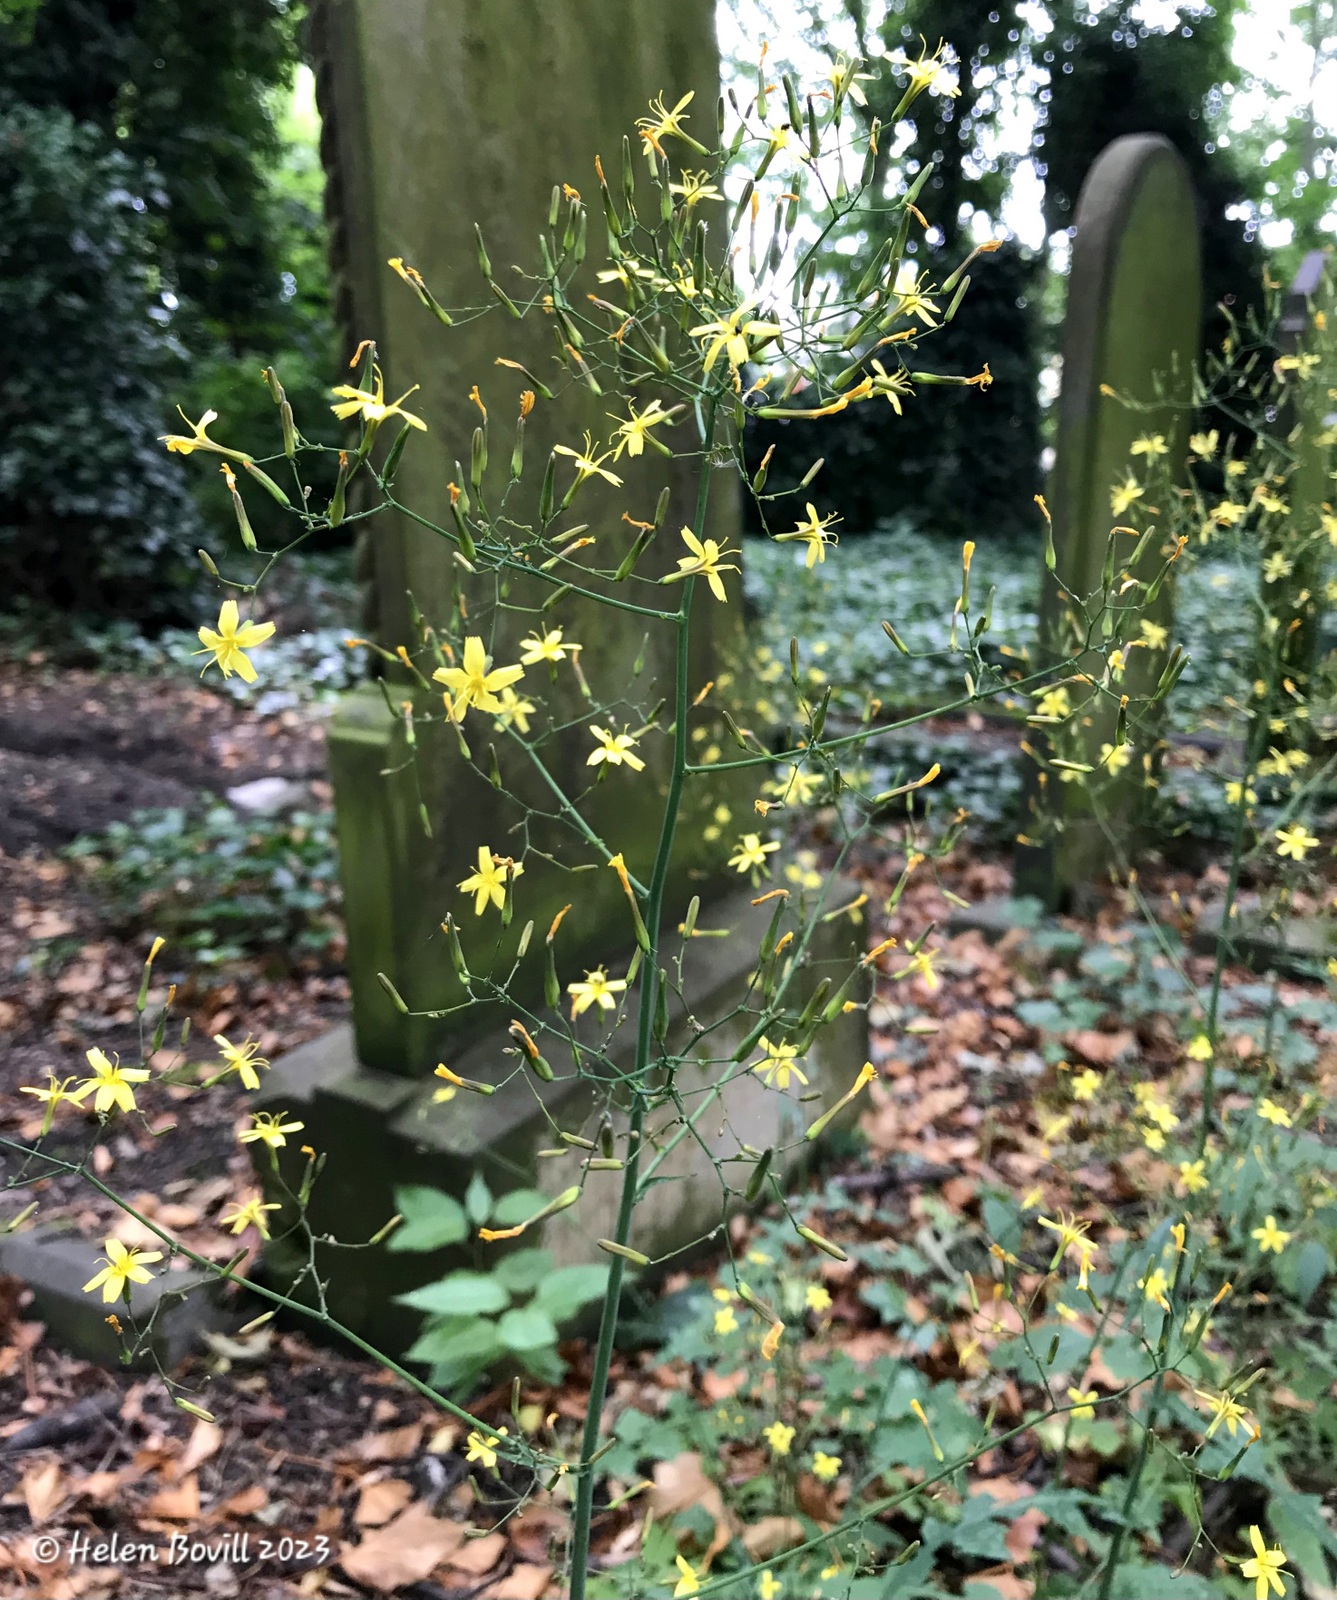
top-left (1193, 905), bottom-right (1332, 980)
top-left (250, 880), bottom-right (869, 1355)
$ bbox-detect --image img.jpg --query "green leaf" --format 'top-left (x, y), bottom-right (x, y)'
top-left (387, 1186), bottom-right (468, 1252)
top-left (465, 1172), bottom-right (494, 1226)
top-left (1292, 1240), bottom-right (1329, 1308)
top-left (495, 1248), bottom-right (554, 1294)
top-left (405, 1315), bottom-right (500, 1366)
top-left (394, 1271), bottom-right (510, 1316)
top-left (1269, 1489), bottom-right (1336, 1595)
top-left (499, 1305), bottom-right (559, 1352)
top-left (492, 1188), bottom-right (550, 1227)
top-left (534, 1263), bottom-right (612, 1322)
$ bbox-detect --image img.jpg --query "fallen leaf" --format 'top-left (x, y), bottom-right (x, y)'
top-left (1066, 1029), bottom-right (1135, 1066)
top-left (355, 1477), bottom-right (414, 1528)
top-left (174, 1418), bottom-right (223, 1480)
top-left (146, 1473), bottom-right (201, 1520)
top-left (1004, 1508), bottom-right (1047, 1563)
top-left (649, 1452), bottom-right (737, 1564)
top-left (339, 1501), bottom-right (465, 1591)
top-left (219, 1483), bottom-right (269, 1517)
top-left (20, 1460), bottom-right (64, 1523)
top-left (965, 1572), bottom-right (1033, 1600)
top-left (448, 1531), bottom-right (507, 1574)
top-left (350, 1422), bottom-right (424, 1462)
top-left (482, 1565), bottom-right (552, 1599)
top-left (741, 1516), bottom-right (804, 1561)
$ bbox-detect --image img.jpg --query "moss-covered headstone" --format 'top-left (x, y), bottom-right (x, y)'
top-left (255, 0), bottom-right (866, 1350)
top-left (1017, 134), bottom-right (1201, 909)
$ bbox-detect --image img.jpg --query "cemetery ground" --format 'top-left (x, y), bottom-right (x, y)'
top-left (0, 543), bottom-right (1334, 1598)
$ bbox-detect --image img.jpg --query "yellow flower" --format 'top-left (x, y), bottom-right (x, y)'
top-left (1143, 1126), bottom-right (1167, 1153)
top-left (1194, 1388), bottom-right (1250, 1439)
top-left (1263, 551), bottom-right (1294, 584)
top-left (714, 1306), bottom-right (738, 1335)
top-left (1257, 1097), bottom-right (1292, 1128)
top-left (1213, 499), bottom-right (1248, 526)
top-left (664, 526), bottom-right (740, 602)
top-left (82, 1239), bottom-right (163, 1304)
top-left (554, 430), bottom-right (623, 488)
top-left (221, 1196), bottom-right (282, 1239)
top-left (891, 38), bottom-right (960, 99)
top-left (1071, 1068), bottom-right (1101, 1103)
top-left (869, 358), bottom-right (914, 412)
top-left (588, 727), bottom-right (646, 772)
top-left (1110, 477), bottom-right (1144, 517)
top-left (1139, 619), bottom-right (1168, 651)
top-left (668, 170), bottom-right (723, 207)
top-left (568, 967), bottom-right (628, 1019)
top-left (1035, 686), bottom-right (1071, 719)
top-left (763, 1420), bottom-right (795, 1455)
top-left (330, 366), bottom-right (426, 430)
top-left (195, 600), bottom-right (276, 684)
top-left (72, 1048), bottom-right (149, 1116)
top-left (160, 407), bottom-right (249, 460)
top-left (1226, 780), bottom-right (1258, 807)
top-left (1140, 1267), bottom-right (1171, 1311)
top-left (519, 628), bottom-right (575, 665)
top-left (458, 846), bottom-right (522, 917)
top-left (1037, 1211), bottom-right (1091, 1265)
top-left (1130, 433), bottom-right (1168, 457)
top-left (213, 1034), bottom-right (269, 1091)
top-left (805, 1284), bottom-right (832, 1313)
top-left (19, 1074), bottom-right (85, 1135)
top-left (1275, 823), bottom-right (1319, 861)
top-left (636, 90), bottom-right (705, 159)
top-left (1099, 742), bottom-right (1132, 775)
top-left (493, 686), bottom-right (535, 734)
top-left (759, 1572), bottom-right (782, 1600)
top-left (1189, 430), bottom-right (1219, 457)
top-left (1252, 1215), bottom-right (1291, 1254)
top-left (729, 833), bottom-right (779, 874)
top-left (1186, 1034), bottom-right (1214, 1061)
top-left (752, 1037), bottom-right (809, 1091)
top-left (774, 503), bottom-right (841, 569)
top-left (671, 1553), bottom-right (701, 1598)
top-left (433, 636), bottom-right (525, 717)
top-left (238, 1111), bottom-right (305, 1150)
top-left (1055, 1302), bottom-right (1079, 1323)
top-left (811, 1451), bottom-right (842, 1481)
top-left (1240, 1524), bottom-right (1288, 1600)
top-left (1142, 1098), bottom-right (1178, 1133)
top-left (689, 302), bottom-right (783, 375)
top-left (464, 1427), bottom-right (507, 1469)
top-left (1067, 1387), bottom-right (1098, 1421)
top-left (1178, 1159), bottom-right (1209, 1196)
top-left (609, 399), bottom-right (673, 459)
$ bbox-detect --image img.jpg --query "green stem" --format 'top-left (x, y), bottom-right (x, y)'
top-left (1096, 1370), bottom-right (1165, 1600)
top-left (567, 403), bottom-right (717, 1600)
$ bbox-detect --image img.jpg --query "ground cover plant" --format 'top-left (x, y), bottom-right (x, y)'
top-left (1, 34), bottom-right (1335, 1600)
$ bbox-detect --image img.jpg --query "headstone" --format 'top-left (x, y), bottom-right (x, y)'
top-left (1016, 134), bottom-right (1202, 910)
top-left (1264, 250), bottom-right (1332, 696)
top-left (254, 0), bottom-right (868, 1350)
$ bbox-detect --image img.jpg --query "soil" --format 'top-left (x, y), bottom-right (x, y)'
top-left (0, 665), bottom-right (328, 856)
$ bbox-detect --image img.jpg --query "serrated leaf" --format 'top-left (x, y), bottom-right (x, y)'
top-left (491, 1188), bottom-right (549, 1226)
top-left (534, 1263), bottom-right (611, 1322)
top-left (386, 1186), bottom-right (469, 1252)
top-left (498, 1305), bottom-right (559, 1352)
top-left (465, 1172), bottom-right (493, 1226)
top-left (495, 1248), bottom-right (554, 1294)
top-left (394, 1271), bottom-right (510, 1316)
top-left (405, 1315), bottom-right (500, 1366)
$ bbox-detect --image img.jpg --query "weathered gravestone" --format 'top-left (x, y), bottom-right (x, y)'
top-left (254, 0), bottom-right (866, 1349)
top-left (1015, 134), bottom-right (1202, 911)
